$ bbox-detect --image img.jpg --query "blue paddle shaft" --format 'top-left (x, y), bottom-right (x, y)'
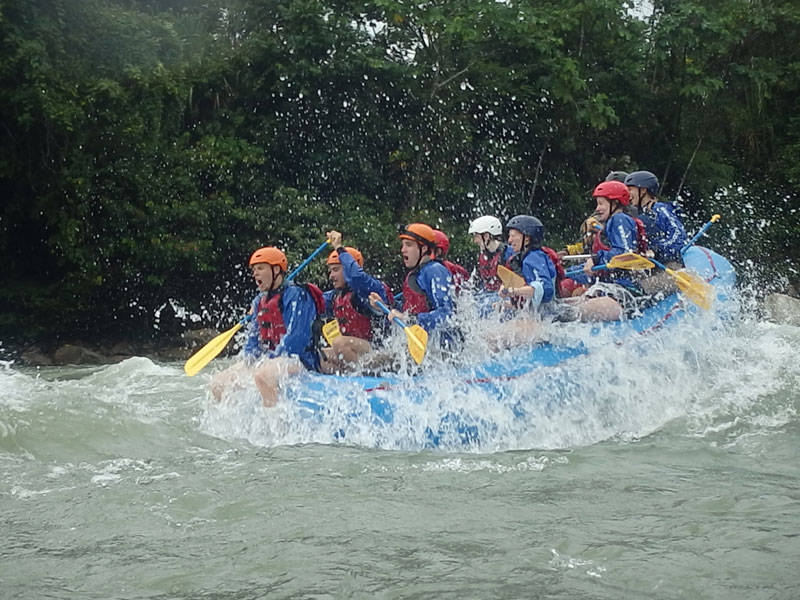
top-left (681, 215), bottom-right (720, 255)
top-left (287, 240), bottom-right (330, 281)
top-left (565, 261), bottom-right (606, 277)
top-left (375, 299), bottom-right (410, 329)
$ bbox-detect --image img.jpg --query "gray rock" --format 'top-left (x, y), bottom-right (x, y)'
top-left (763, 293), bottom-right (800, 327)
top-left (182, 328), bottom-right (221, 348)
top-left (20, 346), bottom-right (53, 366)
top-left (155, 347), bottom-right (194, 361)
top-left (52, 344), bottom-right (109, 365)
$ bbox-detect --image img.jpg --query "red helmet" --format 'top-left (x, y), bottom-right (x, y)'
top-left (592, 180), bottom-right (630, 205)
top-left (248, 247), bottom-right (288, 270)
top-left (326, 247), bottom-right (364, 267)
top-left (433, 230), bottom-right (450, 255)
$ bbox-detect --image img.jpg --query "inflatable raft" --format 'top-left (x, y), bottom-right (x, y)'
top-left (236, 246), bottom-right (737, 450)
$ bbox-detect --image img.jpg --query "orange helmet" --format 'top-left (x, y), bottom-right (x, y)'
top-left (399, 223), bottom-right (437, 250)
top-left (326, 247), bottom-right (364, 267)
top-left (248, 247), bottom-right (288, 271)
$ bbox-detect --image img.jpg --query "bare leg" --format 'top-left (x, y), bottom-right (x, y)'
top-left (577, 296), bottom-right (623, 322)
top-left (209, 362), bottom-right (250, 402)
top-left (487, 316), bottom-right (546, 351)
top-left (318, 335), bottom-right (372, 374)
top-left (252, 356), bottom-right (303, 407)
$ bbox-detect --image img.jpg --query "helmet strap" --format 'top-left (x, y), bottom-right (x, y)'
top-left (269, 265), bottom-right (284, 292)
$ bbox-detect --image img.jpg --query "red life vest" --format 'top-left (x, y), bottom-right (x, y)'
top-left (332, 290), bottom-right (373, 340)
top-left (442, 260), bottom-right (469, 294)
top-left (541, 246), bottom-right (569, 298)
top-left (476, 245), bottom-right (504, 291)
top-left (255, 283), bottom-right (325, 349)
top-left (402, 270), bottom-right (430, 315)
top-left (633, 217), bottom-right (649, 254)
top-left (256, 292), bottom-right (287, 350)
top-left (332, 282), bottom-right (394, 340)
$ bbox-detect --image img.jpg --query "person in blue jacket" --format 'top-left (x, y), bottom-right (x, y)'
top-left (568, 181), bottom-right (650, 321)
top-left (369, 222), bottom-right (458, 352)
top-left (487, 215), bottom-right (556, 349)
top-left (319, 230), bottom-right (391, 372)
top-left (625, 170), bottom-right (688, 264)
top-left (500, 215), bottom-right (556, 309)
top-left (211, 246), bottom-right (321, 406)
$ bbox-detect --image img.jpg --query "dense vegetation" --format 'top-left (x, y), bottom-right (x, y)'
top-left (2, 0), bottom-right (798, 345)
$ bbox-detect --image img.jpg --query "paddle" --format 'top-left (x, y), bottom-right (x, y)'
top-left (496, 264), bottom-right (526, 289)
top-left (374, 299), bottom-right (428, 365)
top-left (183, 240), bottom-right (331, 376)
top-left (564, 252), bottom-right (657, 278)
top-left (321, 319), bottom-right (341, 345)
top-left (647, 256), bottom-right (713, 310)
top-left (681, 214), bottom-right (721, 255)
top-left (562, 252), bottom-right (713, 309)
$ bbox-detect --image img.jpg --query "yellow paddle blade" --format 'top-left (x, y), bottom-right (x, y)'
top-left (606, 252), bottom-right (655, 271)
top-left (322, 319), bottom-right (341, 345)
top-left (497, 265), bottom-right (525, 289)
top-left (667, 268), bottom-right (713, 310)
top-left (184, 322), bottom-right (243, 376)
top-left (404, 324), bottom-right (428, 365)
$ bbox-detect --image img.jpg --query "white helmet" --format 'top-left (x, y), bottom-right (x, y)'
top-left (468, 215), bottom-right (503, 236)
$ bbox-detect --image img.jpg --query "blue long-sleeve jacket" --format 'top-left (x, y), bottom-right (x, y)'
top-left (572, 212), bottom-right (638, 288)
top-left (322, 247), bottom-right (389, 315)
top-left (507, 248), bottom-right (556, 308)
top-left (242, 284), bottom-right (319, 370)
top-left (412, 260), bottom-right (455, 333)
top-left (640, 202), bottom-right (688, 263)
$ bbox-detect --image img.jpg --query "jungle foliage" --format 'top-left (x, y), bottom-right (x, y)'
top-left (1, 0), bottom-right (798, 343)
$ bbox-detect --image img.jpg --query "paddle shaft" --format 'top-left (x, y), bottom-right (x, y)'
top-left (375, 299), bottom-right (410, 329)
top-left (565, 261), bottom-right (610, 277)
top-left (287, 240), bottom-right (330, 281)
top-left (681, 214), bottom-right (720, 255)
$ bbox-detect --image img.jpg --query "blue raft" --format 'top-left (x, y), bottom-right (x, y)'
top-left (282, 246), bottom-right (737, 449)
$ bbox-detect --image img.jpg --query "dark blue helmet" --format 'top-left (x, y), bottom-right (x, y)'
top-left (624, 170), bottom-right (659, 196)
top-left (506, 215), bottom-right (544, 249)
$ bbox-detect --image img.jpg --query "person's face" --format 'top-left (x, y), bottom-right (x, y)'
top-left (507, 229), bottom-right (524, 253)
top-left (251, 262), bottom-right (275, 292)
top-left (401, 239), bottom-right (422, 268)
top-left (328, 263), bottom-right (346, 289)
top-left (594, 197), bottom-right (612, 221)
top-left (472, 232), bottom-right (486, 250)
top-left (626, 186), bottom-right (642, 207)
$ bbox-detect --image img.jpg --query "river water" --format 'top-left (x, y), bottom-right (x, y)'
top-left (1, 311), bottom-right (799, 598)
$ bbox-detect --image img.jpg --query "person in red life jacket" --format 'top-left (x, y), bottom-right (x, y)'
top-left (561, 171), bottom-right (629, 258)
top-left (432, 229), bottom-right (469, 293)
top-left (468, 215), bottom-right (510, 293)
top-left (209, 246), bottom-right (323, 406)
top-left (368, 222), bottom-right (458, 350)
top-left (319, 230), bottom-right (393, 372)
top-left (567, 181), bottom-right (652, 321)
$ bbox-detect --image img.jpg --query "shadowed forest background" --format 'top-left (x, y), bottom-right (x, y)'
top-left (1, 0), bottom-right (798, 346)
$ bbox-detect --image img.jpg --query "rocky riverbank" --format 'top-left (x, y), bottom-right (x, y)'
top-left (5, 293), bottom-right (800, 367)
top-left (6, 328), bottom-right (224, 367)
